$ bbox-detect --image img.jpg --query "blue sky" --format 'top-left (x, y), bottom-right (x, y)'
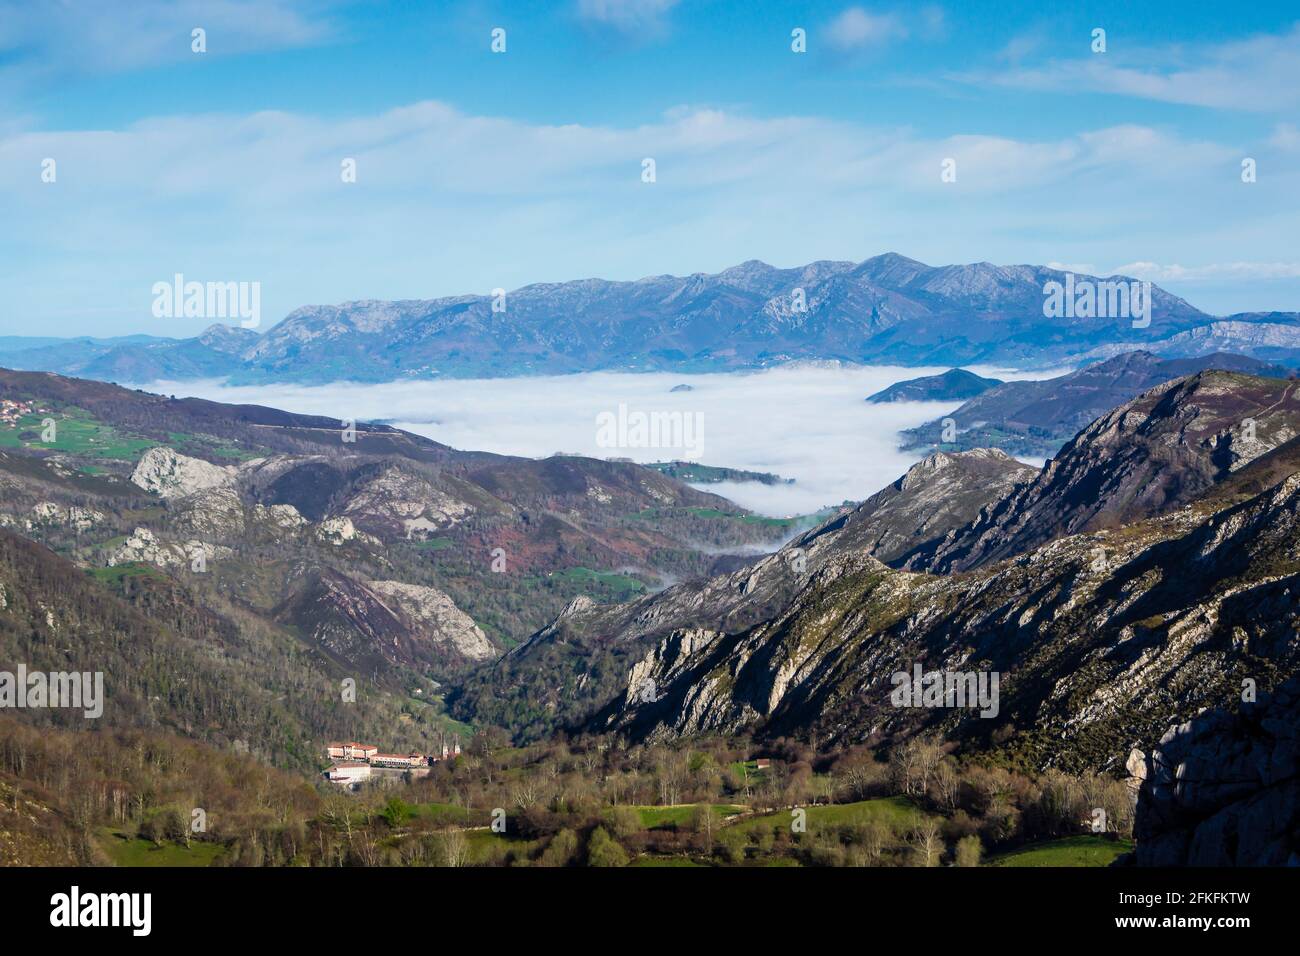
top-left (2, 0), bottom-right (1299, 337)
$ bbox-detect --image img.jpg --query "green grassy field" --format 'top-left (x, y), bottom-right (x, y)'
top-left (166, 431), bottom-right (266, 461)
top-left (628, 855), bottom-right (707, 867)
top-left (717, 796), bottom-right (929, 850)
top-left (548, 566), bottom-right (647, 599)
top-left (87, 562), bottom-right (169, 587)
top-left (98, 829), bottom-right (226, 867)
top-left (988, 835), bottom-right (1134, 867)
top-left (409, 536), bottom-right (455, 551)
top-left (620, 804), bottom-right (749, 829)
top-left (0, 409), bottom-right (156, 459)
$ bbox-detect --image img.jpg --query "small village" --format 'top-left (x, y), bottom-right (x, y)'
top-left (324, 736), bottom-right (463, 788)
top-left (0, 398), bottom-right (35, 427)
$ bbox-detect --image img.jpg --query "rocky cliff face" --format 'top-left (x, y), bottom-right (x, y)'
top-left (1135, 677), bottom-right (1300, 866)
top-left (910, 371), bottom-right (1300, 573)
top-left (274, 568), bottom-right (482, 672)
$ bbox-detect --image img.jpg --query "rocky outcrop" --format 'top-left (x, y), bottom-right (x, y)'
top-left (1135, 677), bottom-right (1300, 866)
top-left (368, 580), bottom-right (496, 661)
top-left (339, 463), bottom-right (476, 536)
top-left (29, 502), bottom-right (103, 530)
top-left (315, 516), bottom-right (379, 548)
top-left (107, 527), bottom-right (231, 569)
top-left (171, 486), bottom-right (246, 536)
top-left (848, 448), bottom-right (1035, 565)
top-left (130, 446), bottom-right (237, 499)
top-left (253, 502), bottom-right (308, 532)
top-left (276, 570), bottom-right (494, 670)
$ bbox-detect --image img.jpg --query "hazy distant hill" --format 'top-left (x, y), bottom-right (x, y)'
top-left (8, 255), bottom-right (1300, 383)
top-left (866, 368), bottom-right (1003, 403)
top-left (900, 351), bottom-right (1294, 457)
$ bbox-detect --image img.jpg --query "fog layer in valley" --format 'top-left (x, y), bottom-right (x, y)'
top-left (141, 364), bottom-right (1066, 516)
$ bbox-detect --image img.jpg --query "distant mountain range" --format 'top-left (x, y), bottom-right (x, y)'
top-left (6, 254), bottom-right (1300, 383)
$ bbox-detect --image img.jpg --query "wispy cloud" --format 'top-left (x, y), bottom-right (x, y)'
top-left (826, 7), bottom-right (907, 51)
top-left (1112, 261), bottom-right (1300, 282)
top-left (0, 0), bottom-right (335, 82)
top-left (575, 0), bottom-right (680, 38)
top-left (963, 23), bottom-right (1300, 112)
top-left (823, 4), bottom-right (947, 53)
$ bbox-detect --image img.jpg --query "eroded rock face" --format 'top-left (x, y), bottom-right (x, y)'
top-left (1135, 677), bottom-right (1300, 866)
top-left (130, 446), bottom-right (238, 499)
top-left (368, 580), bottom-right (496, 661)
top-left (340, 464), bottom-right (475, 536)
top-left (315, 516), bottom-right (378, 547)
top-left (107, 527), bottom-right (231, 569)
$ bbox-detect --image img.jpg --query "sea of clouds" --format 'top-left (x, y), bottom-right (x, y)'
top-left (142, 364), bottom-right (1067, 517)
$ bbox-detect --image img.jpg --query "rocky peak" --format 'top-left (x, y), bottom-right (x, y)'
top-left (130, 446), bottom-right (236, 500)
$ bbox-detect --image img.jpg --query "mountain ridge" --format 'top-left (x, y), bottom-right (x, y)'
top-left (7, 254), bottom-right (1299, 384)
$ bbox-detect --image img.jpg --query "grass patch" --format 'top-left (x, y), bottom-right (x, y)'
top-left (0, 409), bottom-right (156, 459)
top-left (629, 855), bottom-right (708, 867)
top-left (621, 804), bottom-right (748, 830)
top-left (548, 566), bottom-right (647, 600)
top-left (98, 829), bottom-right (225, 867)
top-left (87, 562), bottom-right (168, 587)
top-left (410, 537), bottom-right (455, 551)
top-left (987, 834), bottom-right (1133, 867)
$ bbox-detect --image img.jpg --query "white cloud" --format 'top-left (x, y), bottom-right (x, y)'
top-left (576, 0), bottom-right (679, 37)
top-left (827, 7), bottom-right (907, 51)
top-left (0, 99), bottom-right (1294, 335)
top-left (965, 24), bottom-right (1300, 112)
top-left (0, 0), bottom-right (335, 80)
top-left (1112, 261), bottom-right (1300, 282)
top-left (1270, 123), bottom-right (1300, 151)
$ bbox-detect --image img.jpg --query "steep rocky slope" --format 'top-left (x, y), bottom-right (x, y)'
top-left (909, 370), bottom-right (1300, 572)
top-left (837, 449), bottom-right (1035, 565)
top-left (596, 458), bottom-right (1300, 773)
